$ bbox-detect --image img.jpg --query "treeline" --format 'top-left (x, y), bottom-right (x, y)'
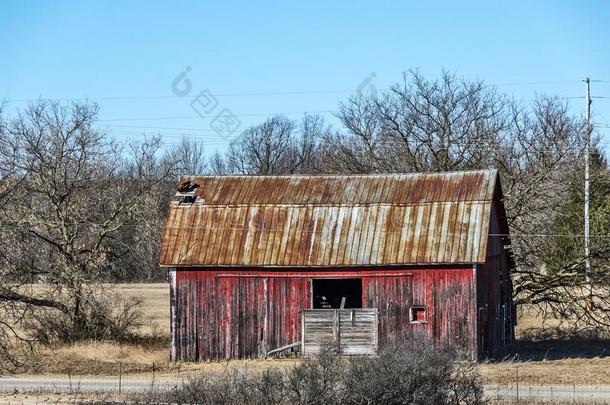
top-left (1, 71), bottom-right (609, 362)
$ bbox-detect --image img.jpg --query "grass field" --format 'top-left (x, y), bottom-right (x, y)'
top-left (12, 283), bottom-right (610, 386)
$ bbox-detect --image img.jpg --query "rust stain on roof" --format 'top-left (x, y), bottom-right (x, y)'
top-left (160, 169), bottom-right (500, 267)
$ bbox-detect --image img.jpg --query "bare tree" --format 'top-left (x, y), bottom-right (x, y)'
top-left (209, 150), bottom-right (229, 174)
top-left (105, 136), bottom-right (177, 282)
top-left (0, 102), bottom-right (172, 360)
top-left (226, 115), bottom-right (296, 174)
top-left (0, 101), bottom-right (26, 366)
top-left (325, 70), bottom-right (506, 173)
top-left (324, 70), bottom-right (609, 331)
top-left (491, 96), bottom-right (610, 332)
top-left (298, 114), bottom-right (331, 173)
top-left (164, 137), bottom-right (208, 176)
top-left (222, 115), bottom-right (323, 175)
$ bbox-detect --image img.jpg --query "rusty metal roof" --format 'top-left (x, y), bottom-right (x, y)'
top-left (160, 169), bottom-right (500, 267)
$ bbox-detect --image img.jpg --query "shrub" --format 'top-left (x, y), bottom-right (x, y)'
top-left (448, 361), bottom-right (484, 405)
top-left (25, 294), bottom-right (143, 344)
top-left (341, 341), bottom-right (454, 404)
top-left (285, 342), bottom-right (345, 404)
top-left (134, 369), bottom-right (286, 405)
top-left (133, 338), bottom-right (484, 405)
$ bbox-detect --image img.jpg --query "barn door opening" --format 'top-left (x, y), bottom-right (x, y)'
top-left (312, 278), bottom-right (362, 309)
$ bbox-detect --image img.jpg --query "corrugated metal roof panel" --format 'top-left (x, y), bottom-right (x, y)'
top-left (160, 169), bottom-right (500, 266)
top-left (178, 169), bottom-right (497, 206)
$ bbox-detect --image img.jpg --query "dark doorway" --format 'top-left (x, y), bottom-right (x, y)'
top-left (312, 278), bottom-right (362, 309)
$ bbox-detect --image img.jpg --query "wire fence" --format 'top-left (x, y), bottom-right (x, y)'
top-left (0, 375), bottom-right (180, 393)
top-left (487, 383), bottom-right (610, 403)
top-left (0, 375), bottom-right (610, 404)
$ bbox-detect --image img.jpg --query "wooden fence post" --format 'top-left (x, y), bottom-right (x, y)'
top-left (332, 309), bottom-right (340, 349)
top-left (118, 362), bottom-right (122, 394)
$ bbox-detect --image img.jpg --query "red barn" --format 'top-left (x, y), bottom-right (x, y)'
top-left (160, 169), bottom-right (514, 360)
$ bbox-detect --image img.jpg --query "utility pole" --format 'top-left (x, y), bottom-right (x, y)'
top-left (584, 77), bottom-right (592, 306)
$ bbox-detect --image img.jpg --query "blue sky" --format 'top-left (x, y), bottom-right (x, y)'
top-left (1, 1), bottom-right (610, 154)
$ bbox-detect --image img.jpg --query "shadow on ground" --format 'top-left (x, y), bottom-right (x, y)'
top-left (491, 328), bottom-right (610, 361)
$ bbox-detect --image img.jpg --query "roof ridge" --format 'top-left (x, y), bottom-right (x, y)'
top-left (171, 200), bottom-right (494, 208)
top-left (181, 168), bottom-right (498, 179)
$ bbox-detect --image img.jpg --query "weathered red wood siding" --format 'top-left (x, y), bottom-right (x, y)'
top-left (363, 267), bottom-right (477, 357)
top-left (476, 200), bottom-right (514, 356)
top-left (171, 270), bottom-right (310, 360)
top-left (171, 266), bottom-right (477, 360)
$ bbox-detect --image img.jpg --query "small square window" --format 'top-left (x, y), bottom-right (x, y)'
top-left (410, 306), bottom-right (427, 323)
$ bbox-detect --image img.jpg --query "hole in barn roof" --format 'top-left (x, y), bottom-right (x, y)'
top-left (177, 180), bottom-right (199, 193)
top-left (175, 180), bottom-right (203, 204)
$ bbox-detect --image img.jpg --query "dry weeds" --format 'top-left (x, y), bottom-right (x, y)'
top-left (114, 283), bottom-right (170, 335)
top-left (17, 342), bottom-right (171, 375)
top-left (0, 391), bottom-right (116, 405)
top-left (479, 357), bottom-right (610, 385)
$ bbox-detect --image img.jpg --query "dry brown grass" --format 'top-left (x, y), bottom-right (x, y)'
top-left (479, 356), bottom-right (610, 385)
top-left (17, 341), bottom-right (298, 378)
top-left (0, 391), bottom-right (117, 405)
top-left (9, 284), bottom-right (171, 375)
top-left (17, 342), bottom-right (171, 375)
top-left (115, 283), bottom-right (170, 335)
top-left (480, 306), bottom-right (610, 385)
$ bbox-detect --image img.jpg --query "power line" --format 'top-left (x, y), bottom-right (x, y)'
top-left (494, 80), bottom-right (582, 86)
top-left (2, 90), bottom-right (371, 103)
top-left (97, 110), bottom-right (336, 122)
top-left (104, 126), bottom-right (610, 145)
top-left (104, 136), bottom-right (610, 152)
top-left (94, 98), bottom-right (587, 123)
top-left (592, 104), bottom-right (610, 127)
top-left (107, 130), bottom-right (227, 137)
top-left (1, 80), bottom-right (595, 104)
top-left (1, 218), bottom-right (610, 238)
top-left (101, 124), bottom-right (240, 132)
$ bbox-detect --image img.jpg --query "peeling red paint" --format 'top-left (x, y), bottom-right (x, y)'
top-left (170, 266), bottom-right (486, 361)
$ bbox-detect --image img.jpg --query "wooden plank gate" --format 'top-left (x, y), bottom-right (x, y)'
top-left (301, 308), bottom-right (378, 355)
